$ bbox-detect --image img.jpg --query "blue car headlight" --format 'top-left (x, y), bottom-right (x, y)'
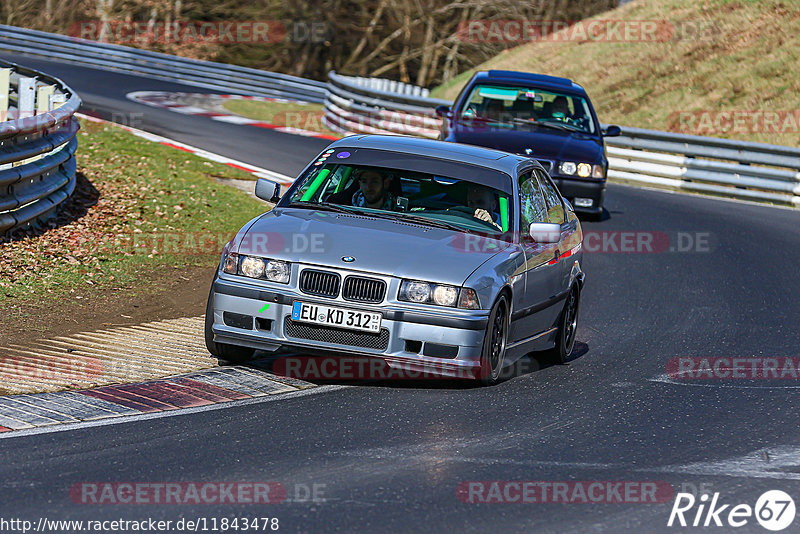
top-left (559, 161), bottom-right (604, 179)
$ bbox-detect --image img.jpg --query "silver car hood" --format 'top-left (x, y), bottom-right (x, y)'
top-left (235, 208), bottom-right (509, 286)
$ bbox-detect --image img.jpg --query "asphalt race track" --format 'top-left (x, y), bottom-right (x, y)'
top-left (2, 52), bottom-right (800, 533)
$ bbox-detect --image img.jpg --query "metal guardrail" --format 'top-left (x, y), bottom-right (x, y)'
top-left (0, 60), bottom-right (80, 234)
top-left (324, 71), bottom-right (447, 138)
top-left (0, 25), bottom-right (327, 103)
top-left (324, 72), bottom-right (800, 207)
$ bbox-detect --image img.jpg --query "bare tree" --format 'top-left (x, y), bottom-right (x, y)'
top-left (1, 0), bottom-right (619, 86)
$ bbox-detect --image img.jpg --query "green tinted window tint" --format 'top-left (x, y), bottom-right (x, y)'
top-left (477, 86), bottom-right (519, 100)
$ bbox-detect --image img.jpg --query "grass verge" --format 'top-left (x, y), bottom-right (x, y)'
top-left (222, 99), bottom-right (338, 136)
top-left (0, 120), bottom-right (268, 309)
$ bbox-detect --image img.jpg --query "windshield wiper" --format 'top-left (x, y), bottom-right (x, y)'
top-left (511, 118), bottom-right (582, 132)
top-left (288, 201), bottom-right (354, 213)
top-left (392, 211), bottom-right (476, 233)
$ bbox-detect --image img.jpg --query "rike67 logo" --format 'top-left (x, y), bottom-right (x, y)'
top-left (668, 490), bottom-right (796, 531)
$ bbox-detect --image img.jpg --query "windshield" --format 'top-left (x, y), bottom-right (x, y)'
top-left (285, 161), bottom-right (513, 235)
top-left (459, 84), bottom-right (596, 134)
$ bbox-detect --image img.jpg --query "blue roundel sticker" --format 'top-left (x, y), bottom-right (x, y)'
top-left (336, 151), bottom-right (351, 159)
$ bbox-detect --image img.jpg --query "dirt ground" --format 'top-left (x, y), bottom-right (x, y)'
top-left (0, 263), bottom-right (214, 348)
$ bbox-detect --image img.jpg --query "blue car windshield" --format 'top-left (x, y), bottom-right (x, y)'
top-left (460, 84), bottom-right (596, 134)
top-left (286, 163), bottom-right (513, 235)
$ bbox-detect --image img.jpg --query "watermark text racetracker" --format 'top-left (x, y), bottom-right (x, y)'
top-left (70, 481), bottom-right (326, 505)
top-left (669, 110), bottom-right (800, 136)
top-left (457, 481), bottom-right (674, 503)
top-left (456, 19), bottom-right (720, 43)
top-left (68, 231), bottom-right (331, 257)
top-left (68, 20), bottom-right (328, 44)
top-left (667, 357), bottom-right (800, 380)
top-left (451, 231), bottom-right (713, 254)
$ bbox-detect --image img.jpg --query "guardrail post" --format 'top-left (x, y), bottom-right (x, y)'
top-left (0, 68), bottom-right (8, 122)
top-left (49, 93), bottom-right (67, 110)
top-left (17, 76), bottom-right (36, 119)
top-left (36, 84), bottom-right (55, 115)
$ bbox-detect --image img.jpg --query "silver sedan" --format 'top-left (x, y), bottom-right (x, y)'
top-left (205, 135), bottom-right (584, 384)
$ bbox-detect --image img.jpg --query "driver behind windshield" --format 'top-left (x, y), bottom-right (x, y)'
top-left (551, 95), bottom-right (571, 121)
top-left (352, 169), bottom-right (395, 210)
top-left (466, 185), bottom-right (501, 230)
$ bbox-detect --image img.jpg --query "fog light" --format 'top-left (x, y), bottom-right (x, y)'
top-left (573, 198), bottom-right (593, 208)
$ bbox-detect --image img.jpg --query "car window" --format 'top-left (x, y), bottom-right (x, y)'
top-left (286, 162), bottom-right (513, 235)
top-left (518, 171), bottom-right (548, 230)
top-left (459, 84), bottom-right (596, 134)
top-left (535, 170), bottom-right (566, 225)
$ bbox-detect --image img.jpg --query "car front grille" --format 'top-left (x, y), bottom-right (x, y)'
top-left (283, 316), bottom-right (390, 350)
top-left (299, 269), bottom-right (340, 298)
top-left (342, 276), bottom-right (386, 303)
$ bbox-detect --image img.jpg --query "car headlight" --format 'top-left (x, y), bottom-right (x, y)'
top-left (559, 161), bottom-right (601, 178)
top-left (399, 280), bottom-right (480, 309)
top-left (222, 252), bottom-right (290, 283)
top-left (241, 256), bottom-right (265, 278)
top-left (432, 285), bottom-right (458, 307)
top-left (559, 161), bottom-right (577, 175)
top-left (263, 259), bottom-right (290, 283)
top-left (400, 280), bottom-right (431, 303)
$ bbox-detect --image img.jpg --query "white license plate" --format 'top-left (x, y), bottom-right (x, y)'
top-left (291, 301), bottom-right (382, 333)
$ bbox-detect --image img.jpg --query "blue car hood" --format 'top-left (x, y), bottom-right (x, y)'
top-left (452, 126), bottom-right (604, 163)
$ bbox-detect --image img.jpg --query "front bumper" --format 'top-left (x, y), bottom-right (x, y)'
top-left (552, 177), bottom-right (606, 213)
top-left (210, 276), bottom-right (490, 377)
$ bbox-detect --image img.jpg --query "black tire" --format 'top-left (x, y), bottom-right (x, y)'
top-left (478, 294), bottom-right (510, 386)
top-left (204, 285), bottom-right (256, 364)
top-left (588, 209), bottom-right (604, 222)
top-left (544, 285), bottom-right (580, 364)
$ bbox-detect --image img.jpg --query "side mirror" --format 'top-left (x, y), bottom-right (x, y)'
top-left (434, 105), bottom-right (452, 118)
top-left (255, 178), bottom-right (281, 202)
top-left (528, 222), bottom-right (561, 244)
top-left (603, 125), bottom-right (621, 137)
